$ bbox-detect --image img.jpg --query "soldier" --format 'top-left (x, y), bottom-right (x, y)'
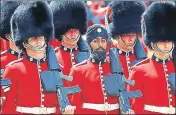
top-left (0, 1), bottom-right (25, 110)
top-left (49, 1), bottom-right (90, 80)
top-left (69, 24), bottom-right (134, 114)
top-left (0, 1), bottom-right (25, 71)
top-left (106, 1), bottom-right (147, 79)
top-left (128, 1), bottom-right (176, 114)
top-left (2, 1), bottom-right (74, 114)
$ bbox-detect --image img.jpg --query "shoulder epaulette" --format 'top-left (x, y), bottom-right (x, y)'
top-left (0, 50), bottom-right (8, 55)
top-left (5, 58), bottom-right (23, 67)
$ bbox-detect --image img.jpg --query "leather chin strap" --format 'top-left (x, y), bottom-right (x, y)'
top-left (23, 42), bottom-right (47, 52)
top-left (119, 35), bottom-right (136, 48)
top-left (62, 34), bottom-right (80, 43)
top-left (153, 43), bottom-right (174, 54)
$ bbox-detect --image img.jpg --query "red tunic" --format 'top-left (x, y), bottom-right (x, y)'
top-left (116, 47), bottom-right (136, 79)
top-left (56, 46), bottom-right (82, 86)
top-left (2, 56), bottom-right (60, 114)
top-left (69, 60), bottom-right (120, 114)
top-left (1, 48), bottom-right (23, 69)
top-left (0, 48), bottom-right (23, 104)
top-left (128, 55), bottom-right (176, 114)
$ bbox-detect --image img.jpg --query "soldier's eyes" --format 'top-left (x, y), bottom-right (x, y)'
top-left (101, 40), bottom-right (106, 43)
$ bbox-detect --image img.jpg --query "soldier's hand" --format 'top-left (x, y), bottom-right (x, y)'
top-left (62, 105), bottom-right (76, 115)
top-left (123, 109), bottom-right (135, 114)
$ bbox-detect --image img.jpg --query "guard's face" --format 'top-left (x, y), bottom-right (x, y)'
top-left (27, 36), bottom-right (46, 50)
top-left (90, 37), bottom-right (107, 52)
top-left (155, 41), bottom-right (174, 53)
top-left (64, 28), bottom-right (80, 43)
top-left (120, 33), bottom-right (137, 46)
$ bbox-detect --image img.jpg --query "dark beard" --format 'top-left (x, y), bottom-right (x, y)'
top-left (91, 47), bottom-right (106, 62)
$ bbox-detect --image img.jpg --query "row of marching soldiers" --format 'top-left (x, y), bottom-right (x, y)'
top-left (0, 1), bottom-right (175, 114)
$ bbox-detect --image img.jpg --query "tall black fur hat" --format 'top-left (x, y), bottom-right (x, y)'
top-left (0, 1), bottom-right (25, 40)
top-left (142, 1), bottom-right (176, 49)
top-left (11, 1), bottom-right (54, 49)
top-left (107, 1), bottom-right (145, 38)
top-left (49, 1), bottom-right (87, 41)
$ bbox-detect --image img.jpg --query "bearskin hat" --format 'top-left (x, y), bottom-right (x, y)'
top-left (107, 1), bottom-right (145, 38)
top-left (49, 1), bottom-right (87, 41)
top-left (142, 1), bottom-right (176, 49)
top-left (0, 1), bottom-right (24, 40)
top-left (11, 1), bottom-right (54, 49)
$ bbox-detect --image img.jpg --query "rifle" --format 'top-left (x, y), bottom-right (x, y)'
top-left (75, 36), bottom-right (90, 63)
top-left (130, 37), bottom-right (147, 67)
top-left (103, 48), bottom-right (142, 113)
top-left (168, 73), bottom-right (176, 96)
top-left (41, 46), bottom-right (81, 112)
top-left (104, 15), bottom-right (113, 47)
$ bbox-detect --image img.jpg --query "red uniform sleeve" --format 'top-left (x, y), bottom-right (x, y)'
top-left (1, 66), bottom-right (18, 114)
top-left (127, 67), bottom-right (145, 114)
top-left (69, 67), bottom-right (84, 114)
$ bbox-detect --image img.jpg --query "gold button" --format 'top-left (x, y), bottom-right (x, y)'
top-left (99, 67), bottom-right (102, 70)
top-left (119, 50), bottom-right (122, 54)
top-left (156, 58), bottom-right (159, 62)
top-left (40, 107), bottom-right (46, 114)
top-left (42, 94), bottom-right (45, 98)
top-left (169, 94), bottom-right (172, 98)
top-left (170, 98), bottom-right (172, 101)
top-left (30, 58), bottom-right (33, 61)
top-left (64, 47), bottom-right (67, 51)
top-left (11, 51), bottom-right (14, 54)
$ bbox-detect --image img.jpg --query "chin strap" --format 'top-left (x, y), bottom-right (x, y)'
top-left (153, 43), bottom-right (174, 54)
top-left (119, 35), bottom-right (136, 48)
top-left (23, 42), bottom-right (47, 52)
